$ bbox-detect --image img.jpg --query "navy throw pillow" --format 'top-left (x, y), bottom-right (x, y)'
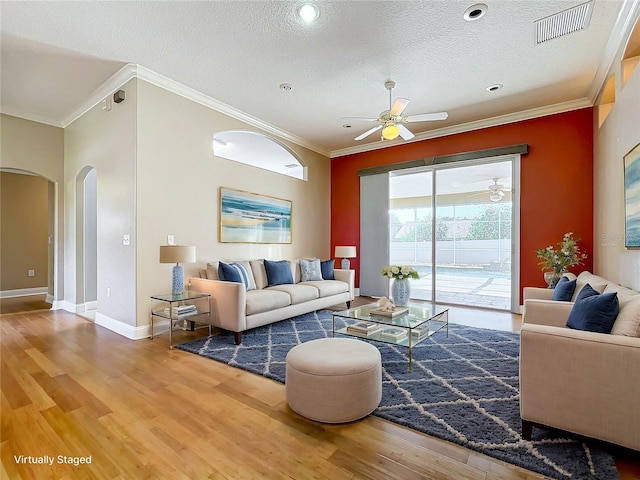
top-left (218, 262), bottom-right (242, 283)
top-left (321, 259), bottom-right (335, 280)
top-left (552, 276), bottom-right (576, 301)
top-left (218, 262), bottom-right (252, 290)
top-left (264, 259), bottom-right (294, 287)
top-left (575, 283), bottom-right (600, 301)
top-left (566, 289), bottom-right (619, 334)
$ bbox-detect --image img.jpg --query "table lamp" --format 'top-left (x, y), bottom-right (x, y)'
top-left (159, 245), bottom-right (196, 295)
top-left (334, 246), bottom-right (357, 269)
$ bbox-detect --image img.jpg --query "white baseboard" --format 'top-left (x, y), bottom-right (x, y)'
top-left (84, 301), bottom-right (98, 311)
top-left (46, 294), bottom-right (55, 304)
top-left (95, 312), bottom-right (151, 340)
top-left (57, 300), bottom-right (85, 313)
top-left (0, 287), bottom-right (48, 298)
top-left (354, 288), bottom-right (360, 297)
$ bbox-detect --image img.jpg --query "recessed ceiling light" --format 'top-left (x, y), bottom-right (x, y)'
top-left (297, 3), bottom-right (320, 23)
top-left (463, 3), bottom-right (488, 21)
top-left (486, 83), bottom-right (503, 92)
top-left (342, 124), bottom-right (352, 129)
top-left (279, 83), bottom-right (293, 92)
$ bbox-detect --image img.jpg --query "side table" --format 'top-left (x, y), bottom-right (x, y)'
top-left (150, 292), bottom-right (211, 349)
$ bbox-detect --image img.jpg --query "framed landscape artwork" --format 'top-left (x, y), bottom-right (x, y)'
top-left (219, 187), bottom-right (292, 244)
top-left (624, 142), bottom-right (640, 248)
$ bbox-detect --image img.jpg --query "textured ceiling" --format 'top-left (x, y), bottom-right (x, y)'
top-left (0, 0), bottom-right (635, 157)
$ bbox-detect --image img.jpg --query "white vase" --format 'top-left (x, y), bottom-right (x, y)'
top-left (392, 278), bottom-right (411, 306)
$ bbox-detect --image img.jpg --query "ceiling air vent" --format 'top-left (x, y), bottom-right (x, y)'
top-left (535, 0), bottom-right (593, 45)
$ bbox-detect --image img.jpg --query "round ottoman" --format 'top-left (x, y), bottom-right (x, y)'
top-left (285, 337), bottom-right (382, 423)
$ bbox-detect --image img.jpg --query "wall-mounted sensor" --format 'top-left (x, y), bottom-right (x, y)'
top-left (113, 90), bottom-right (125, 103)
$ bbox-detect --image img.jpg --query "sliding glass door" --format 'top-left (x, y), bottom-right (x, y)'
top-left (389, 170), bottom-right (433, 301)
top-left (389, 157), bottom-right (518, 311)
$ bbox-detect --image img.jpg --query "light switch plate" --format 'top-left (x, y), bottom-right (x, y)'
top-left (167, 234), bottom-right (175, 245)
top-left (122, 234), bottom-right (131, 246)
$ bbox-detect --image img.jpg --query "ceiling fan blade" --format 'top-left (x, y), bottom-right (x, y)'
top-left (389, 98), bottom-right (410, 117)
top-left (405, 111), bottom-right (449, 122)
top-left (341, 116), bottom-right (379, 122)
top-left (397, 124), bottom-right (415, 141)
top-left (354, 125), bottom-right (382, 141)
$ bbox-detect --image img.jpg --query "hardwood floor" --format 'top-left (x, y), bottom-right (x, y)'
top-left (0, 295), bottom-right (51, 315)
top-left (1, 297), bottom-right (638, 479)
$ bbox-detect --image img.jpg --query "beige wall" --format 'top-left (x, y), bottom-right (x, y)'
top-left (0, 114), bottom-right (64, 300)
top-left (64, 79), bottom-right (138, 324)
top-left (135, 80), bottom-right (332, 328)
top-left (594, 41), bottom-right (640, 289)
top-left (0, 172), bottom-right (49, 291)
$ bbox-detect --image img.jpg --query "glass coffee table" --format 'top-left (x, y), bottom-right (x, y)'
top-left (332, 302), bottom-right (449, 372)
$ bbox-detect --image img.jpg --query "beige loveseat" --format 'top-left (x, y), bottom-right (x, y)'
top-left (189, 259), bottom-right (354, 344)
top-left (520, 271), bottom-right (640, 451)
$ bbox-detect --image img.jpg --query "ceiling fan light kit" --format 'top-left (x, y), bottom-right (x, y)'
top-left (382, 124), bottom-right (400, 140)
top-left (344, 80), bottom-right (448, 143)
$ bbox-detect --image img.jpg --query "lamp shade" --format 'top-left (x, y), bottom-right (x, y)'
top-left (334, 246), bottom-right (357, 258)
top-left (159, 245), bottom-right (196, 264)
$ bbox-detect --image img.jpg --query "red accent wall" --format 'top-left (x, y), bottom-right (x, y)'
top-left (330, 108), bottom-right (594, 303)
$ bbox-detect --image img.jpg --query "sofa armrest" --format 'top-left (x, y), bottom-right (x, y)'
top-left (520, 323), bottom-right (640, 449)
top-left (523, 286), bottom-right (554, 301)
top-left (522, 299), bottom-right (573, 327)
top-left (189, 277), bottom-right (247, 333)
top-left (333, 269), bottom-right (355, 301)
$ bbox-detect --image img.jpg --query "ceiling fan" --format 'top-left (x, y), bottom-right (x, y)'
top-left (342, 81), bottom-right (448, 142)
top-left (488, 178), bottom-right (506, 202)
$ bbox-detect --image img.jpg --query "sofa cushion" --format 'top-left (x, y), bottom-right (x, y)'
top-left (611, 296), bottom-right (640, 337)
top-left (572, 272), bottom-right (608, 301)
top-left (552, 276), bottom-right (576, 301)
top-left (566, 284), bottom-right (620, 334)
top-left (321, 259), bottom-right (335, 280)
top-left (206, 262), bottom-right (220, 280)
top-left (265, 259), bottom-right (294, 286)
top-left (300, 258), bottom-right (323, 282)
top-left (245, 289), bottom-right (291, 316)
top-left (267, 284), bottom-right (319, 304)
top-left (300, 280), bottom-right (348, 298)
top-left (604, 283), bottom-right (639, 301)
top-left (250, 260), bottom-right (268, 289)
top-left (572, 276), bottom-right (607, 301)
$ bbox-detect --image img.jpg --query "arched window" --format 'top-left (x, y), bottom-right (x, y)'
top-left (213, 131), bottom-right (307, 180)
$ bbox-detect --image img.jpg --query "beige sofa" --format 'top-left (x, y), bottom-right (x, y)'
top-left (520, 271), bottom-right (640, 451)
top-left (189, 259), bottom-right (354, 344)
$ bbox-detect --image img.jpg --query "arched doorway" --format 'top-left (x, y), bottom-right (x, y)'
top-left (76, 166), bottom-right (98, 317)
top-left (0, 168), bottom-right (55, 310)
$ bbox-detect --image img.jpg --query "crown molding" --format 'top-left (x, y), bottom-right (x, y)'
top-left (330, 98), bottom-right (592, 158)
top-left (61, 64), bottom-right (138, 127)
top-left (588, 0), bottom-right (640, 103)
top-left (60, 63), bottom-right (330, 157)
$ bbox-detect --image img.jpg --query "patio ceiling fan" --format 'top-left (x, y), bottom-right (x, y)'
top-left (342, 81), bottom-right (448, 142)
top-left (487, 178), bottom-right (507, 202)
top-left (469, 178), bottom-right (509, 202)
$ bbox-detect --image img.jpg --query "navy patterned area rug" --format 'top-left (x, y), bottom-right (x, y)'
top-left (176, 310), bottom-right (619, 480)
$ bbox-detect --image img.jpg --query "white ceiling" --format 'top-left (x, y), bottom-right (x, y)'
top-left (0, 0), bottom-right (636, 158)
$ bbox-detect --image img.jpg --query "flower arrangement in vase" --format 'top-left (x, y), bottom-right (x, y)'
top-left (535, 232), bottom-right (587, 287)
top-left (381, 265), bottom-right (419, 306)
